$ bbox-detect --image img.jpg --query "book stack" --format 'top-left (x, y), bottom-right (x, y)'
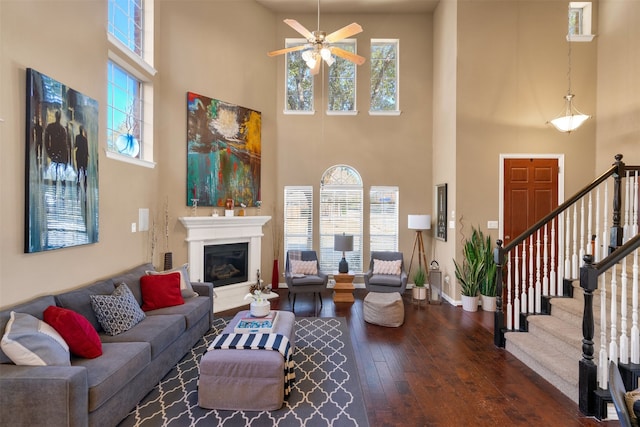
top-left (234, 311), bottom-right (279, 333)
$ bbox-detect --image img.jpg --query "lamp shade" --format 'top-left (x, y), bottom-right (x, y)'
top-left (408, 214), bottom-right (431, 230)
top-left (334, 234), bottom-right (354, 252)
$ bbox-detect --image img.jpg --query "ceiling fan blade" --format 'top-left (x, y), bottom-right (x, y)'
top-left (284, 19), bottom-right (314, 41)
top-left (310, 58), bottom-right (322, 75)
top-left (267, 44), bottom-right (307, 57)
top-left (330, 47), bottom-right (366, 66)
top-left (325, 23), bottom-right (363, 43)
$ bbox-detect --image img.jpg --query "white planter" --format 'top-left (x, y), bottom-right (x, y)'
top-left (412, 287), bottom-right (427, 301)
top-left (250, 300), bottom-right (270, 317)
top-left (461, 295), bottom-right (479, 312)
top-left (481, 295), bottom-right (497, 312)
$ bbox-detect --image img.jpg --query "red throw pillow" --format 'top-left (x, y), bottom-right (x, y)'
top-left (140, 272), bottom-right (184, 311)
top-left (43, 306), bottom-right (102, 359)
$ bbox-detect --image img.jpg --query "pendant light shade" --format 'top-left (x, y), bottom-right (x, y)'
top-left (549, 93), bottom-right (590, 133)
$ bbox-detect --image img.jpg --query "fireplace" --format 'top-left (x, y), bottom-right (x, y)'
top-left (179, 215), bottom-right (271, 313)
top-left (204, 243), bottom-right (248, 287)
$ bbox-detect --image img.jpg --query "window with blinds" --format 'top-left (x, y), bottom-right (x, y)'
top-left (283, 186), bottom-right (313, 259)
top-left (319, 165), bottom-right (363, 273)
top-left (370, 186), bottom-right (399, 251)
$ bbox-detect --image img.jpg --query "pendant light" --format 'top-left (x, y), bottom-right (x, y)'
top-left (548, 10), bottom-right (591, 133)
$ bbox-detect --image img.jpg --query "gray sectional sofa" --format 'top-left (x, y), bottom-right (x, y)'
top-left (0, 263), bottom-right (214, 427)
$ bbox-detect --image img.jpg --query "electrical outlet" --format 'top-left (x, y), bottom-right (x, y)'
top-left (131, 222), bottom-right (137, 233)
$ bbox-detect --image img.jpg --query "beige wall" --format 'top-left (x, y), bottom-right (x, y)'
top-left (595, 0), bottom-right (640, 169)
top-left (1, 0), bottom-right (637, 308)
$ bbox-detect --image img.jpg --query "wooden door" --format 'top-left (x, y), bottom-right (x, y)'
top-left (504, 158), bottom-right (559, 246)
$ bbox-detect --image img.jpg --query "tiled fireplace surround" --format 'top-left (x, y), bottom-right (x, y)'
top-left (179, 216), bottom-right (271, 313)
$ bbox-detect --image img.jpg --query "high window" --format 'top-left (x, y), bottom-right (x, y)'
top-left (370, 39), bottom-right (399, 114)
top-left (319, 165), bottom-right (363, 273)
top-left (107, 0), bottom-right (156, 166)
top-left (568, 2), bottom-right (594, 42)
top-left (285, 39), bottom-right (314, 113)
top-left (370, 186), bottom-right (399, 251)
top-left (327, 40), bottom-right (357, 114)
top-left (284, 186), bottom-right (314, 257)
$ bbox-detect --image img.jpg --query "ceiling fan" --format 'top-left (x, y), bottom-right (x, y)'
top-left (267, 0), bottom-right (365, 75)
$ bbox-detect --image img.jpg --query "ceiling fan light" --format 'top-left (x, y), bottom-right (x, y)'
top-left (306, 57), bottom-right (317, 69)
top-left (301, 50), bottom-right (313, 62)
top-left (324, 55), bottom-right (335, 66)
top-left (320, 47), bottom-right (331, 60)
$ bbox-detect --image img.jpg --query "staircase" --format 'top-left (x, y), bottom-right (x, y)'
top-left (492, 154), bottom-right (640, 417)
top-left (505, 277), bottom-right (636, 405)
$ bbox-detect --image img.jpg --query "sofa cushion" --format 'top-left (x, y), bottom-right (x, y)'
top-left (145, 263), bottom-right (198, 299)
top-left (72, 341), bottom-right (151, 412)
top-left (100, 314), bottom-right (185, 359)
top-left (0, 295), bottom-right (56, 364)
top-left (1, 311), bottom-right (70, 366)
top-left (368, 274), bottom-right (402, 287)
top-left (44, 306), bottom-right (102, 359)
top-left (90, 284), bottom-right (146, 336)
top-left (110, 263), bottom-right (154, 306)
top-left (55, 279), bottom-right (115, 333)
top-left (140, 273), bottom-right (184, 311)
top-left (145, 296), bottom-right (211, 329)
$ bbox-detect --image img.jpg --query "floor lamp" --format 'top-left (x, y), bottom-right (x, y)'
top-left (407, 214), bottom-right (431, 278)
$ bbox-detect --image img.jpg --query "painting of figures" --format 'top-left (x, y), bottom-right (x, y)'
top-left (186, 92), bottom-right (261, 207)
top-left (25, 68), bottom-right (99, 253)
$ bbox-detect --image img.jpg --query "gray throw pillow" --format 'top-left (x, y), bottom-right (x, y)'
top-left (0, 311), bottom-right (70, 366)
top-left (90, 284), bottom-right (146, 336)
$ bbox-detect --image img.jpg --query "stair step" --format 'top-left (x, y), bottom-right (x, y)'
top-left (526, 315), bottom-right (583, 360)
top-left (505, 331), bottom-right (578, 403)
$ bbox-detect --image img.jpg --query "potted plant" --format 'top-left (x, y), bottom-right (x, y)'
top-left (453, 227), bottom-right (485, 312)
top-left (412, 267), bottom-right (427, 301)
top-left (244, 289), bottom-right (270, 317)
top-left (478, 229), bottom-right (498, 312)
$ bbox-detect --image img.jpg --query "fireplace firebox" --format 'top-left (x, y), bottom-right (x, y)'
top-left (204, 243), bottom-right (248, 287)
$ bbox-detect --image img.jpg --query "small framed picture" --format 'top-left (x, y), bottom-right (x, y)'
top-left (435, 184), bottom-right (447, 241)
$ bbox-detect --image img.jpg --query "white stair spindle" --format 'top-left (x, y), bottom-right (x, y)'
top-left (587, 193), bottom-right (593, 256)
top-left (529, 236), bottom-right (535, 314)
top-left (599, 271), bottom-right (609, 388)
top-left (514, 246), bottom-right (520, 331)
top-left (610, 264), bottom-right (619, 364)
top-left (624, 171), bottom-right (630, 243)
top-left (565, 211), bottom-right (571, 281)
top-left (551, 219), bottom-right (557, 296)
top-left (633, 172), bottom-right (639, 237)
top-left (522, 242), bottom-right (528, 317)
top-left (620, 257), bottom-right (629, 364)
top-left (580, 198), bottom-right (586, 264)
top-left (595, 187), bottom-right (601, 263)
top-left (603, 183), bottom-right (609, 262)
top-left (631, 247), bottom-right (639, 364)
top-left (572, 204), bottom-right (579, 279)
top-left (507, 255), bottom-right (513, 330)
top-left (535, 230), bottom-right (542, 312)
top-left (543, 224), bottom-right (549, 297)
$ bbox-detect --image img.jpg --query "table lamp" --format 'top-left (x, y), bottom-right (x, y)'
top-left (334, 233), bottom-right (354, 273)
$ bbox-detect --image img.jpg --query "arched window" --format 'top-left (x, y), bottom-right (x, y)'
top-left (319, 165), bottom-right (363, 272)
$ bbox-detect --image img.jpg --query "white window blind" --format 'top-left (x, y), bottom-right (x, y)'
top-left (370, 186), bottom-right (399, 251)
top-left (284, 186), bottom-right (313, 259)
top-left (319, 166), bottom-right (363, 273)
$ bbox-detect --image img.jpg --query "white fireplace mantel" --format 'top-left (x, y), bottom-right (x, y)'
top-left (179, 215), bottom-right (271, 313)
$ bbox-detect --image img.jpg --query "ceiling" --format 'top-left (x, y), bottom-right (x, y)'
top-left (254, 0), bottom-right (440, 14)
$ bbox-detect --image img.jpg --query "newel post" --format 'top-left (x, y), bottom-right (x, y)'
top-left (610, 154), bottom-right (625, 253)
top-left (579, 254), bottom-right (598, 415)
top-left (494, 239), bottom-right (505, 347)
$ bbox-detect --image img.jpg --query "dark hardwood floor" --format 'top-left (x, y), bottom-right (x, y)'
top-left (218, 288), bottom-right (618, 426)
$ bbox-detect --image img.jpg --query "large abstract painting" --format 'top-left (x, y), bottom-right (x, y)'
top-left (186, 92), bottom-right (261, 207)
top-left (25, 68), bottom-right (99, 253)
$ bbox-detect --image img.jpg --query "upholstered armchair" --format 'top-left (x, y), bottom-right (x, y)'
top-left (285, 250), bottom-right (328, 312)
top-left (363, 251), bottom-right (408, 294)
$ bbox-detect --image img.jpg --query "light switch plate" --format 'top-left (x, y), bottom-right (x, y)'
top-left (487, 220), bottom-right (499, 229)
top-left (139, 208), bottom-right (149, 231)
top-left (131, 222), bottom-right (137, 233)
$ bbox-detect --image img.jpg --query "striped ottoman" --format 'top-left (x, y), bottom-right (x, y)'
top-left (363, 292), bottom-right (404, 327)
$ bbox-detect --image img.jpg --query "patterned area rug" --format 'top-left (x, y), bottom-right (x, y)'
top-left (119, 317), bottom-right (369, 426)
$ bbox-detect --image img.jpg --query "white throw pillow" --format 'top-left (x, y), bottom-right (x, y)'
top-left (1, 311), bottom-right (70, 366)
top-left (146, 263), bottom-right (197, 298)
top-left (290, 260), bottom-right (318, 275)
top-left (372, 259), bottom-right (402, 275)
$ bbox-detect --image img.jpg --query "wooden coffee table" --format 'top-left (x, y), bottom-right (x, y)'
top-left (333, 272), bottom-right (355, 303)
